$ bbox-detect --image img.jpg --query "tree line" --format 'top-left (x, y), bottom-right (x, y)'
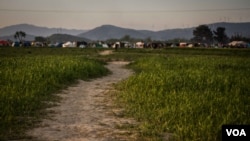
top-left (190, 25), bottom-right (250, 45)
top-left (193, 25), bottom-right (232, 45)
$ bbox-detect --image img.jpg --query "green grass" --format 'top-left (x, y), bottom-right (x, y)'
top-left (0, 47), bottom-right (106, 57)
top-left (0, 48), bottom-right (110, 140)
top-left (114, 47), bottom-right (250, 57)
top-left (115, 55), bottom-right (250, 141)
top-left (1, 47), bottom-right (250, 140)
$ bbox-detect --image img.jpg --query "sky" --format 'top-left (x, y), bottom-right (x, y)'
top-left (0, 0), bottom-right (250, 31)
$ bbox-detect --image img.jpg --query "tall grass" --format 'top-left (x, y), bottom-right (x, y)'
top-left (0, 55), bottom-right (109, 140)
top-left (0, 47), bottom-right (104, 57)
top-left (115, 55), bottom-right (250, 141)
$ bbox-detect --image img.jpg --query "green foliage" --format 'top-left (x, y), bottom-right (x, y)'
top-left (1, 47), bottom-right (250, 140)
top-left (192, 25), bottom-right (213, 44)
top-left (0, 53), bottom-right (109, 140)
top-left (120, 35), bottom-right (132, 41)
top-left (230, 33), bottom-right (250, 42)
top-left (14, 31), bottom-right (26, 42)
top-left (115, 55), bottom-right (250, 141)
top-left (213, 27), bottom-right (229, 44)
top-left (35, 36), bottom-right (47, 42)
top-left (0, 47), bottom-right (102, 57)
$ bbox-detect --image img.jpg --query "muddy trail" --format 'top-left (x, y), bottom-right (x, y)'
top-left (27, 59), bottom-right (138, 141)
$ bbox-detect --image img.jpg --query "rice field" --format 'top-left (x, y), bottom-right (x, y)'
top-left (115, 54), bottom-right (250, 141)
top-left (0, 48), bottom-right (109, 140)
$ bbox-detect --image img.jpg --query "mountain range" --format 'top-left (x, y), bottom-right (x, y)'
top-left (78, 25), bottom-right (194, 41)
top-left (0, 24), bottom-right (86, 37)
top-left (47, 34), bottom-right (91, 43)
top-left (0, 22), bottom-right (250, 41)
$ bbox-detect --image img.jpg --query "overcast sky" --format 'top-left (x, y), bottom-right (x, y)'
top-left (0, 0), bottom-right (250, 30)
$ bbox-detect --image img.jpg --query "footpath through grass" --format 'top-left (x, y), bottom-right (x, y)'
top-left (115, 53), bottom-right (250, 141)
top-left (0, 48), bottom-right (110, 140)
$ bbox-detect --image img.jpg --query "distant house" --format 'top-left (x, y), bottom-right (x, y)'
top-left (135, 41), bottom-right (144, 48)
top-left (62, 41), bottom-right (77, 48)
top-left (179, 42), bottom-right (188, 47)
top-left (228, 41), bottom-right (248, 48)
top-left (112, 41), bottom-right (131, 48)
top-left (31, 41), bottom-right (44, 47)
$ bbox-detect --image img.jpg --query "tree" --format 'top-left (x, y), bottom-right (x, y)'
top-left (14, 31), bottom-right (26, 42)
top-left (168, 38), bottom-right (189, 43)
top-left (35, 36), bottom-right (47, 42)
top-left (192, 25), bottom-right (213, 44)
top-left (120, 35), bottom-right (131, 41)
top-left (145, 37), bottom-right (152, 43)
top-left (230, 33), bottom-right (250, 42)
top-left (213, 27), bottom-right (228, 44)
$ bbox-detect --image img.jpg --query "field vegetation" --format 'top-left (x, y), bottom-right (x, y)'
top-left (0, 47), bottom-right (250, 141)
top-left (114, 49), bottom-right (250, 141)
top-left (0, 47), bottom-right (109, 140)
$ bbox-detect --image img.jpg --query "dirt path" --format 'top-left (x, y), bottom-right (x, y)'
top-left (27, 60), bottom-right (138, 141)
top-left (98, 50), bottom-right (113, 56)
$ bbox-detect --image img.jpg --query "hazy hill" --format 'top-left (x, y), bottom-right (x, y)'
top-left (0, 34), bottom-right (36, 41)
top-left (0, 34), bottom-right (90, 42)
top-left (47, 34), bottom-right (91, 43)
top-left (0, 24), bottom-right (87, 37)
top-left (78, 22), bottom-right (250, 41)
top-left (154, 28), bottom-right (194, 40)
top-left (78, 25), bottom-right (195, 41)
top-left (78, 25), bottom-right (149, 40)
